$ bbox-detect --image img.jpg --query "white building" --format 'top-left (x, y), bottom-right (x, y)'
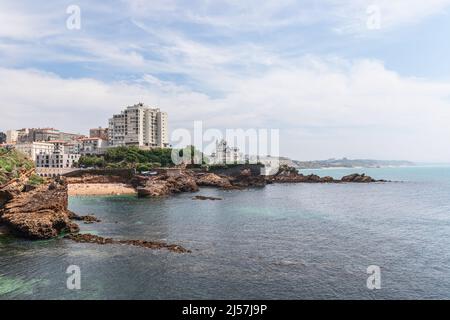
top-left (15, 141), bottom-right (81, 169)
top-left (210, 140), bottom-right (243, 165)
top-left (79, 137), bottom-right (108, 155)
top-left (108, 103), bottom-right (169, 148)
top-left (36, 153), bottom-right (80, 169)
top-left (15, 142), bottom-right (54, 161)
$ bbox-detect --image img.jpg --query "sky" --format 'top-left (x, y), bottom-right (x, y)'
top-left (1, 0), bottom-right (450, 162)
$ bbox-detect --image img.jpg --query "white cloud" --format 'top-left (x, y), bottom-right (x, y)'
top-left (1, 58), bottom-right (450, 162)
top-left (1, 1), bottom-right (450, 162)
top-left (124, 0), bottom-right (450, 34)
top-left (332, 0), bottom-right (450, 34)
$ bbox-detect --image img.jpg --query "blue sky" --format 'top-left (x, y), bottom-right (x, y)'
top-left (1, 0), bottom-right (450, 161)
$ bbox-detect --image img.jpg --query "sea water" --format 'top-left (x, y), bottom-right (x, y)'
top-left (1, 166), bottom-right (450, 299)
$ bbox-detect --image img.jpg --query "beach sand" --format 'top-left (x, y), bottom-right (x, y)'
top-left (68, 183), bottom-right (137, 196)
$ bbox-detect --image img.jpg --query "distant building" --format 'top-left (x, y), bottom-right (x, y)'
top-left (89, 127), bottom-right (109, 141)
top-left (16, 128), bottom-right (85, 143)
top-left (20, 128), bottom-right (59, 143)
top-left (210, 140), bottom-right (243, 164)
top-left (108, 103), bottom-right (169, 148)
top-left (15, 142), bottom-right (54, 161)
top-left (65, 141), bottom-right (82, 155)
top-left (6, 129), bottom-right (28, 144)
top-left (79, 137), bottom-right (108, 155)
top-left (36, 153), bottom-right (80, 169)
top-left (0, 132), bottom-right (6, 144)
top-left (58, 131), bottom-right (86, 142)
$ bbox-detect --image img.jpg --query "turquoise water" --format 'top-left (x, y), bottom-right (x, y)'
top-left (1, 166), bottom-right (450, 299)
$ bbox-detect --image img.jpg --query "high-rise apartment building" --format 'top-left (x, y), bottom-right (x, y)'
top-left (89, 127), bottom-right (109, 141)
top-left (108, 103), bottom-right (169, 148)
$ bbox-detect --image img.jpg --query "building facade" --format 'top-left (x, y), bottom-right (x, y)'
top-left (36, 153), bottom-right (80, 169)
top-left (15, 140), bottom-right (81, 168)
top-left (15, 142), bottom-right (54, 161)
top-left (6, 129), bottom-right (29, 144)
top-left (108, 103), bottom-right (169, 148)
top-left (210, 140), bottom-right (243, 165)
top-left (79, 137), bottom-right (108, 155)
top-left (89, 127), bottom-right (109, 141)
top-left (25, 128), bottom-right (85, 143)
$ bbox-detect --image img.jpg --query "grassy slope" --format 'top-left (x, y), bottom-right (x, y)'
top-left (0, 147), bottom-right (35, 185)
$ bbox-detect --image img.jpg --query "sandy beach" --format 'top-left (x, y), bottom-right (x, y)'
top-left (68, 183), bottom-right (137, 196)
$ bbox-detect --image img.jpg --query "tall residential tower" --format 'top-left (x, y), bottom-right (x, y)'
top-left (108, 103), bottom-right (169, 148)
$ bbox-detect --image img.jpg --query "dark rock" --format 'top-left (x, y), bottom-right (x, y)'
top-left (22, 184), bottom-right (37, 193)
top-left (65, 233), bottom-right (191, 253)
top-left (192, 195), bottom-right (223, 201)
top-left (341, 173), bottom-right (376, 183)
top-left (320, 176), bottom-right (334, 183)
top-left (68, 211), bottom-right (101, 223)
top-left (270, 166), bottom-right (384, 184)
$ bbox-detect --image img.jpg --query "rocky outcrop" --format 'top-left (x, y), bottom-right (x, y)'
top-left (68, 211), bottom-right (101, 224)
top-left (271, 172), bottom-right (337, 183)
top-left (0, 169), bottom-right (36, 207)
top-left (195, 173), bottom-right (234, 189)
top-left (195, 169), bottom-right (267, 189)
top-left (340, 173), bottom-right (386, 183)
top-left (0, 179), bottom-right (79, 239)
top-left (270, 166), bottom-right (384, 184)
top-left (136, 172), bottom-right (199, 198)
top-left (65, 233), bottom-right (191, 253)
top-left (229, 169), bottom-right (267, 188)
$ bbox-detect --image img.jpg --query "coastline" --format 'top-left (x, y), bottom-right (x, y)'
top-left (68, 183), bottom-right (137, 196)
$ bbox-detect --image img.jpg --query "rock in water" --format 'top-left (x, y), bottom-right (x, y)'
top-left (195, 173), bottom-right (234, 189)
top-left (0, 179), bottom-right (79, 239)
top-left (192, 195), bottom-right (223, 201)
top-left (341, 173), bottom-right (375, 183)
top-left (136, 172), bottom-right (199, 197)
top-left (65, 233), bottom-right (191, 253)
top-left (67, 211), bottom-right (101, 224)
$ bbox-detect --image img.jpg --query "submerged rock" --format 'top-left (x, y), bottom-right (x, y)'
top-left (65, 233), bottom-right (191, 253)
top-left (68, 211), bottom-right (101, 224)
top-left (192, 195), bottom-right (223, 201)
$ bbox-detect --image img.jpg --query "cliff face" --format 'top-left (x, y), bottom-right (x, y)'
top-left (0, 178), bottom-right (79, 239)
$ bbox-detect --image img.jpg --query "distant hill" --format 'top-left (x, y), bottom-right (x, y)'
top-left (292, 158), bottom-right (415, 169)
